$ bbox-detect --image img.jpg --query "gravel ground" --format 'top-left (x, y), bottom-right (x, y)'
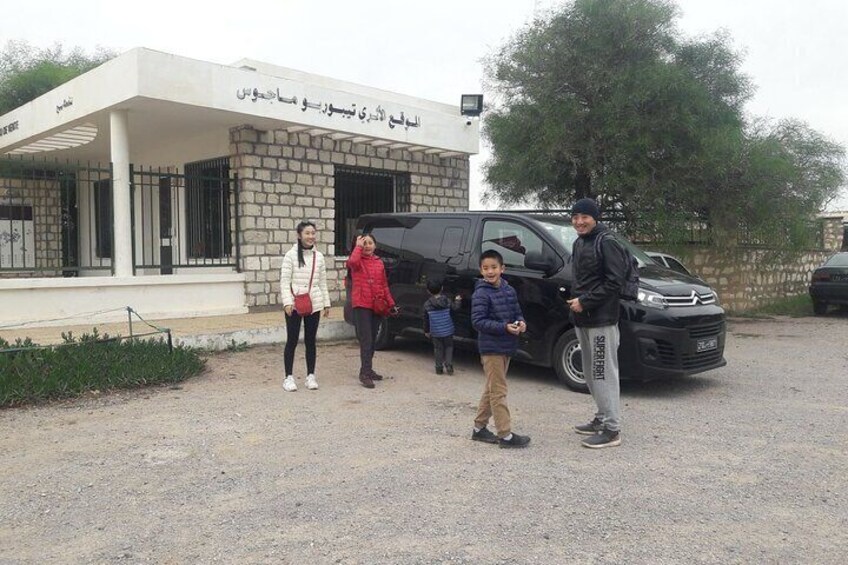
top-left (1, 314), bottom-right (847, 564)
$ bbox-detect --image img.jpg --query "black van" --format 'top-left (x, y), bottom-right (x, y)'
top-left (356, 212), bottom-right (726, 392)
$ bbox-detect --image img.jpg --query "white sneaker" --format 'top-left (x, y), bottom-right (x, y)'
top-left (283, 375), bottom-right (297, 392)
top-left (305, 374), bottom-right (319, 390)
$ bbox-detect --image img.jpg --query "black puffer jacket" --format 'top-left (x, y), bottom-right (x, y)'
top-left (571, 223), bottom-right (627, 328)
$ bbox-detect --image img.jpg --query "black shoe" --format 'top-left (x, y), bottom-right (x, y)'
top-left (574, 418), bottom-right (604, 435)
top-left (368, 369), bottom-right (384, 381)
top-left (498, 433), bottom-right (531, 449)
top-left (581, 429), bottom-right (621, 449)
top-left (471, 427), bottom-right (499, 444)
top-left (435, 366), bottom-right (444, 375)
top-left (445, 364), bottom-right (454, 375)
top-left (359, 373), bottom-right (375, 389)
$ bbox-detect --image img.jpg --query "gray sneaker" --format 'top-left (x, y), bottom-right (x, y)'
top-left (581, 429), bottom-right (621, 449)
top-left (574, 418), bottom-right (603, 435)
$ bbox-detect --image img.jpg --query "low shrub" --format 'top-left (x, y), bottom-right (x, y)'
top-left (0, 329), bottom-right (205, 408)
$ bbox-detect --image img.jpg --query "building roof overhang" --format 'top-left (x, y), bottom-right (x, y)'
top-left (0, 48), bottom-right (479, 161)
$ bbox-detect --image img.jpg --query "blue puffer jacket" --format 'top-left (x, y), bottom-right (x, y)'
top-left (471, 278), bottom-right (524, 355)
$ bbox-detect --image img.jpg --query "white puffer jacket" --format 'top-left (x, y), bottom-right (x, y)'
top-left (280, 245), bottom-right (330, 312)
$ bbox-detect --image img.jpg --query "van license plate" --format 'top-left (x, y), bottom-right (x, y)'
top-left (696, 337), bottom-right (718, 352)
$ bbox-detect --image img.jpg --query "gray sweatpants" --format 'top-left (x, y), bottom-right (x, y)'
top-left (576, 324), bottom-right (621, 432)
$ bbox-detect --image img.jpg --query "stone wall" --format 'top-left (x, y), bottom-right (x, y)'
top-left (229, 126), bottom-right (470, 308)
top-left (647, 246), bottom-right (831, 313)
top-left (0, 177), bottom-right (62, 278)
top-left (820, 216), bottom-right (845, 251)
top-left (646, 217), bottom-right (844, 312)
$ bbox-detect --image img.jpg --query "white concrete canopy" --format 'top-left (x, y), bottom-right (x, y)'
top-left (0, 48), bottom-right (480, 162)
top-left (0, 48), bottom-right (478, 326)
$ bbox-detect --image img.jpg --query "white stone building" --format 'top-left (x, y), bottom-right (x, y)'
top-left (0, 48), bottom-right (478, 327)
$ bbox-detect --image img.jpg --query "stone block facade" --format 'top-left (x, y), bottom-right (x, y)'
top-left (0, 177), bottom-right (62, 278)
top-left (229, 126), bottom-right (470, 308)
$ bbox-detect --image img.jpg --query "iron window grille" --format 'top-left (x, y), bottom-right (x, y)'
top-left (334, 166), bottom-right (410, 254)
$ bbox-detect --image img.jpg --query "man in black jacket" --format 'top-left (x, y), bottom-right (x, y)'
top-left (567, 198), bottom-right (626, 448)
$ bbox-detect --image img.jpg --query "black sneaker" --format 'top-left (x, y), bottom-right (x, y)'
top-left (445, 364), bottom-right (454, 375)
top-left (471, 427), bottom-right (499, 444)
top-left (498, 433), bottom-right (531, 449)
top-left (368, 369), bottom-right (384, 381)
top-left (574, 418), bottom-right (604, 435)
top-left (581, 429), bottom-right (621, 449)
top-left (435, 366), bottom-right (444, 375)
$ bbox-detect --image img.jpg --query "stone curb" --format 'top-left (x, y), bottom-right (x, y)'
top-left (175, 319), bottom-right (356, 350)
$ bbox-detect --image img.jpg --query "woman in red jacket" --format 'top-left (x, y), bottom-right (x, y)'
top-left (346, 234), bottom-right (397, 388)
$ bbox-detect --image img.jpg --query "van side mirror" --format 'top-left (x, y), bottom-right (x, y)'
top-left (524, 250), bottom-right (556, 274)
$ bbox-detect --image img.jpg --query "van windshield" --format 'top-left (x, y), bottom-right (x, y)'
top-left (534, 217), bottom-right (654, 268)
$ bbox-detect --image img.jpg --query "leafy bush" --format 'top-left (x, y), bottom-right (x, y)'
top-left (0, 329), bottom-right (205, 407)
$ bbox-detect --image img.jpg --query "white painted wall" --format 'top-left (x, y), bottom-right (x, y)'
top-left (133, 127), bottom-right (231, 169)
top-left (0, 274), bottom-right (247, 327)
top-left (0, 50), bottom-right (140, 149)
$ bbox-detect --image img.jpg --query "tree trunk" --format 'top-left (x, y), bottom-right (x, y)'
top-left (575, 167), bottom-right (592, 200)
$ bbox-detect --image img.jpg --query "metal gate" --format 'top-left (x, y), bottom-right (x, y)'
top-left (130, 158), bottom-right (240, 273)
top-left (0, 156), bottom-right (113, 276)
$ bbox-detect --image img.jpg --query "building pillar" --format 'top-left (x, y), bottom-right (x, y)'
top-left (109, 110), bottom-right (133, 277)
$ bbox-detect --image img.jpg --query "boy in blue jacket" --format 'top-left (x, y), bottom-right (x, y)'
top-left (470, 250), bottom-right (531, 448)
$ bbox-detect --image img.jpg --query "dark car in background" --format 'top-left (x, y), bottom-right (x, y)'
top-left (809, 252), bottom-right (848, 315)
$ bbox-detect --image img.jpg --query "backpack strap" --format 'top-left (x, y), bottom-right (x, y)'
top-left (594, 232), bottom-right (608, 276)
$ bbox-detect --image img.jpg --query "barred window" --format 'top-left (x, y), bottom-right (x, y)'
top-left (334, 166), bottom-right (410, 254)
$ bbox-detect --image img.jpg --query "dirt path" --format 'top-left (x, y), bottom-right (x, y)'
top-left (2, 316), bottom-right (847, 564)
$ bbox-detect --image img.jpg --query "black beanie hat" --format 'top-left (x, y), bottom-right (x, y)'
top-left (571, 198), bottom-right (600, 220)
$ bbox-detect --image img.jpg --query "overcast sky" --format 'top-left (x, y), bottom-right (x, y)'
top-left (2, 0), bottom-right (846, 211)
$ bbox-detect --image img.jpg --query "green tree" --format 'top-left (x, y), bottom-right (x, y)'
top-left (0, 40), bottom-right (115, 115)
top-left (483, 0), bottom-right (845, 247)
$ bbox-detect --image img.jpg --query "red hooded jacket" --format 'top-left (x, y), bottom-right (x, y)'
top-left (346, 245), bottom-right (396, 311)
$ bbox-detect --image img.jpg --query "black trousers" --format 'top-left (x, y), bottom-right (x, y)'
top-left (284, 310), bottom-right (321, 375)
top-left (353, 307), bottom-right (380, 373)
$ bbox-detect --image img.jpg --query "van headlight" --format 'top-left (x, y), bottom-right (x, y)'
top-left (711, 290), bottom-right (721, 306)
top-left (637, 289), bottom-right (668, 310)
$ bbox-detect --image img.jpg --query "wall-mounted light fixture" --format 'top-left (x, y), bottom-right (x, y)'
top-left (460, 94), bottom-right (484, 117)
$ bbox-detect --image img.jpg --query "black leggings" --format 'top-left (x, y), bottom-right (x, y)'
top-left (284, 310), bottom-right (321, 375)
top-left (353, 307), bottom-right (380, 373)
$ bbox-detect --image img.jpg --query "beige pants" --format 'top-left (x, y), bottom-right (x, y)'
top-left (474, 354), bottom-right (511, 437)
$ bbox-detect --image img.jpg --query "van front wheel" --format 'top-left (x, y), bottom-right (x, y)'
top-left (553, 330), bottom-right (589, 393)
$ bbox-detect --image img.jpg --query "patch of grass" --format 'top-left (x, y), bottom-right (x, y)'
top-left (0, 329), bottom-right (206, 408)
top-left (225, 339), bottom-right (249, 352)
top-left (733, 294), bottom-right (814, 318)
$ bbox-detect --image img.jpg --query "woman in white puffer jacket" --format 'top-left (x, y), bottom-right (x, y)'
top-left (279, 221), bottom-right (330, 391)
